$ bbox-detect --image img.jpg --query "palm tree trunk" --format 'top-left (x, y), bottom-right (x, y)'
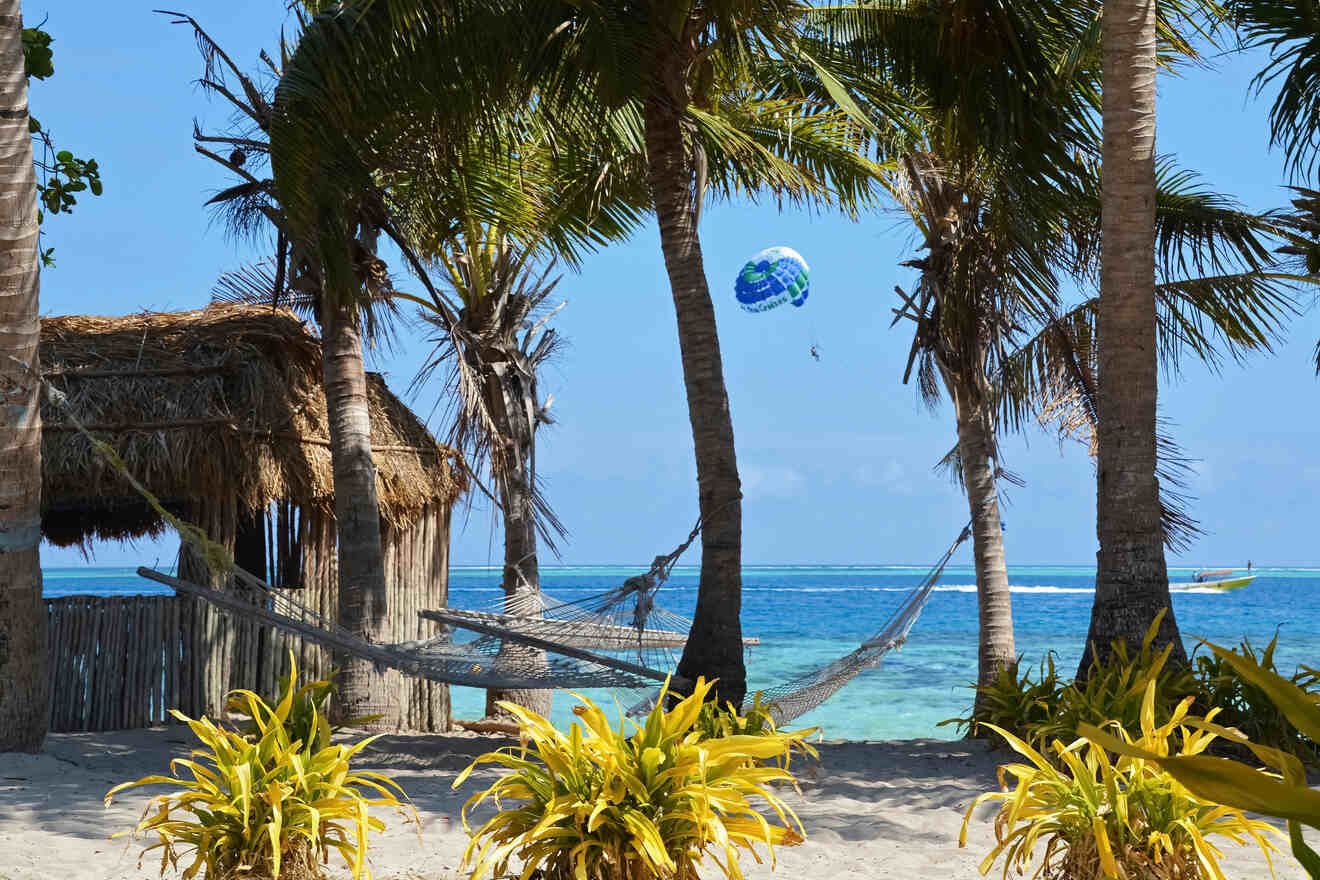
top-left (1080, 0), bottom-right (1185, 672)
top-left (946, 378), bottom-right (1015, 716)
top-left (484, 372), bottom-right (552, 721)
top-left (0, 2), bottom-right (48, 752)
top-left (321, 301), bottom-right (398, 728)
top-left (644, 91), bottom-right (746, 710)
top-left (483, 457), bottom-right (552, 720)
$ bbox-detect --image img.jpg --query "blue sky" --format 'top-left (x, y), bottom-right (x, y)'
top-left (33, 3), bottom-right (1320, 568)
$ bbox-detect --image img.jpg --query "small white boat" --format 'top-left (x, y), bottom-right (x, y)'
top-left (1170, 569), bottom-right (1256, 592)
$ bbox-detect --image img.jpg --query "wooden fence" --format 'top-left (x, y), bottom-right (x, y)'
top-left (45, 591), bottom-right (450, 733)
top-left (47, 595), bottom-right (197, 731)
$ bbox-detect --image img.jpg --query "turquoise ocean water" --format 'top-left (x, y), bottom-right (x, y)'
top-left (43, 564), bottom-right (1318, 741)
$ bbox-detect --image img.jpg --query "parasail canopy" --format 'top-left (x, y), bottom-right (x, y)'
top-left (734, 246), bottom-right (810, 313)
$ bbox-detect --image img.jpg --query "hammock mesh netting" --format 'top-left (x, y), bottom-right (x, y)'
top-left (141, 523), bottom-right (968, 724)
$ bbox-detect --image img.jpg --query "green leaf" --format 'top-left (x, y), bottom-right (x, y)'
top-left (1080, 722), bottom-right (1320, 827)
top-left (22, 28), bottom-right (54, 80)
top-left (1288, 821), bottom-right (1320, 879)
top-left (1204, 640), bottom-right (1320, 744)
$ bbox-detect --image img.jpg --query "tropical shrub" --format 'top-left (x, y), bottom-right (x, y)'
top-left (946, 613), bottom-right (1198, 749)
top-left (963, 683), bottom-right (1280, 880)
top-left (1039, 615), bottom-right (1197, 748)
top-left (454, 677), bottom-right (810, 880)
top-left (1192, 633), bottom-right (1320, 766)
top-left (1083, 642), bottom-right (1320, 879)
top-left (693, 690), bottom-right (820, 769)
top-left (106, 656), bottom-right (413, 880)
top-left (227, 652), bottom-right (381, 751)
top-left (942, 654), bottom-right (1064, 741)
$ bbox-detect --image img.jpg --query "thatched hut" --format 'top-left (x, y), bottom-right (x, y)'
top-left (39, 305), bottom-right (466, 731)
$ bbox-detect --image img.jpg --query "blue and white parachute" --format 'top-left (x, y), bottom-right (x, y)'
top-left (734, 246), bottom-right (810, 313)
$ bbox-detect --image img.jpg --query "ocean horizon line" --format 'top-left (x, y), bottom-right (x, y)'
top-left (40, 561), bottom-right (1319, 572)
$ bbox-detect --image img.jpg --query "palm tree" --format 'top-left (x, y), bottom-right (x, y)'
top-left (884, 156), bottom-right (1297, 707)
top-left (162, 10), bottom-right (403, 726)
top-left (386, 127), bottom-right (651, 717)
top-left (801, 0), bottom-right (1107, 701)
top-left (271, 0), bottom-right (882, 709)
top-left (0, 0), bottom-right (48, 753)
top-left (410, 231), bottom-right (567, 721)
top-left (807, 0), bottom-right (1298, 698)
top-left (998, 161), bottom-right (1301, 626)
top-left (887, 156), bottom-right (1066, 712)
top-left (1083, 0), bottom-right (1185, 669)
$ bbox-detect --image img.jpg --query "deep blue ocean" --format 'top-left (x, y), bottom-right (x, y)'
top-left (43, 564), bottom-right (1318, 741)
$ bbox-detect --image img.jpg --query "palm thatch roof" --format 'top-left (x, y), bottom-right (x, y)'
top-left (40, 305), bottom-right (464, 547)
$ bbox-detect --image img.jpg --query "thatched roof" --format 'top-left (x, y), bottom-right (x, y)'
top-left (40, 305), bottom-right (465, 547)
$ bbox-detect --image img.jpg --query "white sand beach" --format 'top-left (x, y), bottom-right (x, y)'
top-left (0, 728), bottom-right (1300, 880)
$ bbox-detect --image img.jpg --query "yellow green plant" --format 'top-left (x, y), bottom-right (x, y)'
top-left (962, 682), bottom-right (1280, 880)
top-left (454, 677), bottom-right (812, 880)
top-left (227, 654), bottom-right (381, 751)
top-left (693, 690), bottom-right (820, 770)
top-left (1083, 642), bottom-right (1320, 879)
top-left (944, 612), bottom-right (1199, 752)
top-left (1191, 633), bottom-right (1320, 766)
top-left (105, 655), bottom-right (414, 880)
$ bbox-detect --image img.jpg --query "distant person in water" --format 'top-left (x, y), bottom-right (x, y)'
top-left (1248, 560), bottom-right (1253, 572)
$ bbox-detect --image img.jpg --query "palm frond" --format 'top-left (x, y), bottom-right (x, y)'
top-left (411, 234), bottom-right (570, 553)
top-left (1231, 0), bottom-right (1320, 177)
top-left (998, 305), bottom-right (1200, 549)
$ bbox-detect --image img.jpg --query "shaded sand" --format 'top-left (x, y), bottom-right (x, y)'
top-left (0, 729), bottom-right (1301, 879)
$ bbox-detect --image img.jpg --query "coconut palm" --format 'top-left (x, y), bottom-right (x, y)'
top-left (0, 0), bottom-right (48, 753)
top-left (798, 0), bottom-right (1111, 700)
top-left (409, 231), bottom-right (566, 722)
top-left (816, 0), bottom-right (1249, 671)
top-left (162, 9), bottom-right (407, 726)
top-left (388, 125), bottom-right (658, 716)
top-left (270, 1), bottom-right (884, 709)
top-left (804, 0), bottom-right (1302, 696)
top-left (1081, 0), bottom-right (1181, 668)
top-left (196, 16), bottom-right (656, 718)
top-left (880, 156), bottom-right (1298, 708)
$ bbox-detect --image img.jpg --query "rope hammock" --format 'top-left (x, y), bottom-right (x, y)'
top-left (138, 520), bottom-right (969, 724)
top-left (31, 357), bottom-right (971, 724)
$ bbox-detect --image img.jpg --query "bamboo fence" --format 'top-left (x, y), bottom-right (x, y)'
top-left (46, 505), bottom-right (452, 733)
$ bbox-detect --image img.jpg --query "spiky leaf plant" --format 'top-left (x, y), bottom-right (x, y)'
top-left (454, 677), bottom-right (812, 880)
top-left (106, 655), bottom-right (413, 880)
top-left (963, 682), bottom-right (1280, 880)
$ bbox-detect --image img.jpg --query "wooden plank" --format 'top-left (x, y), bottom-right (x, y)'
top-left (92, 599), bottom-right (108, 731)
top-left (77, 599), bottom-right (90, 731)
top-left (164, 599), bottom-right (175, 720)
top-left (47, 600), bottom-right (64, 732)
top-left (80, 599), bottom-right (94, 731)
top-left (65, 599), bottom-right (81, 732)
top-left (179, 598), bottom-right (192, 718)
top-left (117, 599), bottom-right (129, 729)
top-left (148, 600), bottom-right (160, 725)
top-left (146, 599), bottom-right (155, 725)
top-left (107, 598), bottom-right (122, 730)
top-left (130, 600), bottom-right (142, 728)
top-left (50, 600), bottom-right (64, 732)
top-left (46, 602), bottom-right (58, 731)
